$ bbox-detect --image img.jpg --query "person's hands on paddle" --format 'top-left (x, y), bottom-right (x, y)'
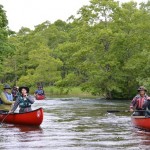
top-left (8, 110), bottom-right (14, 114)
top-left (130, 108), bottom-right (134, 112)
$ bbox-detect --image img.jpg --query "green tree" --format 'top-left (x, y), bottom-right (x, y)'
top-left (0, 5), bottom-right (15, 82)
top-left (18, 45), bottom-right (63, 86)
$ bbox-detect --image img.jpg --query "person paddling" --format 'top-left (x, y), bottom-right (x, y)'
top-left (34, 86), bottom-right (45, 97)
top-left (130, 86), bottom-right (150, 116)
top-left (9, 86), bottom-right (35, 113)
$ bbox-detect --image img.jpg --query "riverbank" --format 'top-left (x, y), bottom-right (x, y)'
top-left (31, 86), bottom-right (100, 98)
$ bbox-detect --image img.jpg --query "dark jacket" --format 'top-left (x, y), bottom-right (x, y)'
top-left (11, 94), bottom-right (35, 113)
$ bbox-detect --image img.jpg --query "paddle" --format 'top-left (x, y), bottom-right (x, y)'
top-left (107, 110), bottom-right (130, 113)
top-left (0, 113), bottom-right (9, 126)
top-left (107, 110), bottom-right (146, 113)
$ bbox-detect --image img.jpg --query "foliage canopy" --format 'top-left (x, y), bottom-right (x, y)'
top-left (1, 0), bottom-right (150, 99)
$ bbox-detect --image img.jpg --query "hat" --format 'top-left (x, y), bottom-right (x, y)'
top-left (19, 86), bottom-right (29, 93)
top-left (4, 84), bottom-right (11, 89)
top-left (137, 86), bottom-right (147, 92)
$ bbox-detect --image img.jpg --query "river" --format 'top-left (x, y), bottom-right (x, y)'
top-left (0, 98), bottom-right (150, 150)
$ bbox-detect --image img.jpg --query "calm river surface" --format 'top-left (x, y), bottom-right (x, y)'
top-left (0, 98), bottom-right (150, 150)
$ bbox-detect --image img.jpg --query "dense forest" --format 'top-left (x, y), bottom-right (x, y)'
top-left (0, 0), bottom-right (150, 99)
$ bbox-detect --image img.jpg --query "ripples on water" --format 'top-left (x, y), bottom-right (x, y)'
top-left (0, 98), bottom-right (150, 150)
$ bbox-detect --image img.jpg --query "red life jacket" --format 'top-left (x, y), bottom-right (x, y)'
top-left (136, 97), bottom-right (145, 109)
top-left (134, 95), bottom-right (148, 109)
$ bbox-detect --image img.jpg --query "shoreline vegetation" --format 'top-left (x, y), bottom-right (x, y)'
top-left (0, 1), bottom-right (149, 99)
top-left (31, 86), bottom-right (100, 99)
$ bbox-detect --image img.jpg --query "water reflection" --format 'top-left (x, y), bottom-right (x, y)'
top-left (3, 124), bottom-right (43, 133)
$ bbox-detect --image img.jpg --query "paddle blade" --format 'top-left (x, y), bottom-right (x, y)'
top-left (107, 110), bottom-right (121, 113)
top-left (107, 110), bottom-right (130, 113)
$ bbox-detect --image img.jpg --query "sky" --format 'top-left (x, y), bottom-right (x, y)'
top-left (0, 0), bottom-right (148, 32)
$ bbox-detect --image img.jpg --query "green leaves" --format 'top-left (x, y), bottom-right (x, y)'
top-left (1, 1), bottom-right (150, 98)
top-left (28, 45), bottom-right (63, 84)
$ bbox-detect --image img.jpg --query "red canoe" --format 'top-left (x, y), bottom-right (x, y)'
top-left (0, 108), bottom-right (43, 126)
top-left (131, 116), bottom-right (150, 131)
top-left (35, 94), bottom-right (45, 100)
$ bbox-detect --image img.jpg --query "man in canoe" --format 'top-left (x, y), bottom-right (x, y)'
top-left (9, 86), bottom-right (35, 113)
top-left (34, 86), bottom-right (45, 97)
top-left (130, 86), bottom-right (150, 116)
top-left (0, 84), bottom-right (14, 113)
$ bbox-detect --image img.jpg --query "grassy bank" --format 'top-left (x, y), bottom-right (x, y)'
top-left (31, 86), bottom-right (99, 98)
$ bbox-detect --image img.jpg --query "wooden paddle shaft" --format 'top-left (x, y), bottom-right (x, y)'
top-left (0, 113), bottom-right (9, 124)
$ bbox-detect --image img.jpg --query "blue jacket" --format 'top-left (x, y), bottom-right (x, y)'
top-left (35, 89), bottom-right (45, 95)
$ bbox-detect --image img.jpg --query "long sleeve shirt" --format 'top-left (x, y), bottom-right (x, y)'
top-left (35, 89), bottom-right (45, 95)
top-left (130, 94), bottom-right (148, 110)
top-left (0, 92), bottom-right (14, 104)
top-left (0, 92), bottom-right (14, 111)
top-left (11, 95), bottom-right (35, 112)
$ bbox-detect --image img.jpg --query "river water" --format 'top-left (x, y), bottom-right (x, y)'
top-left (0, 98), bottom-right (150, 150)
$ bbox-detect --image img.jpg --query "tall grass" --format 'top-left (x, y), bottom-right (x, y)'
top-left (37, 86), bottom-right (98, 98)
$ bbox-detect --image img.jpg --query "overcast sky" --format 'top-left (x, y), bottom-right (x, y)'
top-left (0, 0), bottom-right (148, 31)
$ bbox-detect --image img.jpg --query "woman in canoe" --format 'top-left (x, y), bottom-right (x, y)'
top-left (130, 86), bottom-right (150, 116)
top-left (9, 86), bottom-right (35, 113)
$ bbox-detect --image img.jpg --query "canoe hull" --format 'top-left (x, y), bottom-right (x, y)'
top-left (0, 108), bottom-right (43, 126)
top-left (36, 95), bottom-right (45, 100)
top-left (131, 116), bottom-right (150, 130)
